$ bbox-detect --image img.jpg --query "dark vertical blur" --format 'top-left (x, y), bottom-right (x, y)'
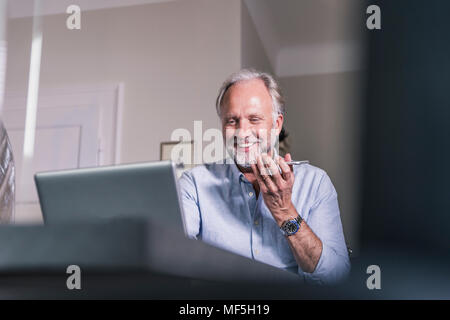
top-left (361, 0), bottom-right (450, 250)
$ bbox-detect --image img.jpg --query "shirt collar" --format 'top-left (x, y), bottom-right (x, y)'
top-left (218, 157), bottom-right (250, 184)
top-left (228, 161), bottom-right (252, 184)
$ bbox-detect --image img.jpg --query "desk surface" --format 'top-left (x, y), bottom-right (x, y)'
top-left (0, 220), bottom-right (449, 299)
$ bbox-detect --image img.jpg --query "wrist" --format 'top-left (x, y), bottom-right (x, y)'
top-left (279, 213), bottom-right (303, 237)
top-left (273, 202), bottom-right (297, 226)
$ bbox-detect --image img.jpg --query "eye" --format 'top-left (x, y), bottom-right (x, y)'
top-left (226, 118), bottom-right (237, 125)
top-left (250, 117), bottom-right (261, 123)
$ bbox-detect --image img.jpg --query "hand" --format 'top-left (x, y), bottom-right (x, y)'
top-left (250, 153), bottom-right (296, 225)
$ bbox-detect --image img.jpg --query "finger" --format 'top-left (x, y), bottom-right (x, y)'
top-left (278, 155), bottom-right (294, 182)
top-left (250, 163), bottom-right (268, 193)
top-left (258, 155), bottom-right (279, 193)
top-left (257, 154), bottom-right (271, 175)
top-left (285, 153), bottom-right (292, 162)
top-left (262, 153), bottom-right (284, 187)
top-left (284, 153), bottom-right (293, 171)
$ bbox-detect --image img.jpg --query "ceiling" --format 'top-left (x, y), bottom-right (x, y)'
top-left (7, 0), bottom-right (175, 18)
top-left (244, 0), bottom-right (365, 77)
top-left (7, 0), bottom-right (365, 77)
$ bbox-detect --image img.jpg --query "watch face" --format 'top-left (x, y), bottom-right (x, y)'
top-left (285, 220), bottom-right (299, 234)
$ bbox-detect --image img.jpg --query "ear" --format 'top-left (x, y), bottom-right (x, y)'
top-left (274, 114), bottom-right (284, 135)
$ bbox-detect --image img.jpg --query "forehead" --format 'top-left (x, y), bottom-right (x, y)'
top-left (222, 79), bottom-right (272, 115)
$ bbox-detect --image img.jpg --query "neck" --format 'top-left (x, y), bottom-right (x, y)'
top-left (236, 164), bottom-right (253, 174)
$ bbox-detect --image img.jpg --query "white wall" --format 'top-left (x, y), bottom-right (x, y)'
top-left (280, 72), bottom-right (362, 251)
top-left (5, 0), bottom-right (241, 164)
top-left (240, 1), bottom-right (272, 74)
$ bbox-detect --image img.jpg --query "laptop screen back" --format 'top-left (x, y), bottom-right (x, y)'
top-left (34, 161), bottom-right (186, 234)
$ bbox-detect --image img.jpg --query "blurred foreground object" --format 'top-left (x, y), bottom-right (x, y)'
top-left (0, 119), bottom-right (14, 223)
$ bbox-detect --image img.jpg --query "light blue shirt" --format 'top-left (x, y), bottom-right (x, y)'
top-left (178, 161), bottom-right (350, 285)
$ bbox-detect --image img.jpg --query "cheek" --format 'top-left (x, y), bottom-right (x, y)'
top-left (255, 123), bottom-right (274, 141)
top-left (223, 128), bottom-right (236, 141)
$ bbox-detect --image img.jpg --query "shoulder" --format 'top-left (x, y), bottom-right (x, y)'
top-left (293, 163), bottom-right (337, 199)
top-left (181, 162), bottom-right (228, 178)
top-left (179, 162), bottom-right (233, 187)
top-left (293, 163), bottom-right (327, 182)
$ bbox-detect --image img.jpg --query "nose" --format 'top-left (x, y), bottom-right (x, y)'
top-left (236, 119), bottom-right (252, 141)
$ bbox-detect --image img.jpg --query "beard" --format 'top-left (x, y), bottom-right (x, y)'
top-left (225, 131), bottom-right (279, 168)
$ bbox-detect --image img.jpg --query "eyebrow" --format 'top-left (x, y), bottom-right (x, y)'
top-left (223, 114), bottom-right (238, 120)
top-left (223, 112), bottom-right (264, 119)
top-left (248, 113), bottom-right (264, 118)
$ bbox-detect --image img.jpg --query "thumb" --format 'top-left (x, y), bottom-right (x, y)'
top-left (284, 153), bottom-right (292, 162)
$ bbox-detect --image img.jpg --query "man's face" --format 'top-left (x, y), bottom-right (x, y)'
top-left (220, 79), bottom-right (283, 167)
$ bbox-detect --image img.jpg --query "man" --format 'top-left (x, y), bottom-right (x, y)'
top-left (179, 69), bottom-right (350, 285)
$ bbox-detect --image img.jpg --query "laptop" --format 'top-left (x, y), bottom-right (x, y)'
top-left (34, 161), bottom-right (186, 234)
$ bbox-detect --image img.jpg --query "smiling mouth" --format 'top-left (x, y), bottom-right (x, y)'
top-left (236, 141), bottom-right (257, 148)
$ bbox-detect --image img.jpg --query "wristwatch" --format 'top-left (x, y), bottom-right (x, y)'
top-left (280, 215), bottom-right (303, 236)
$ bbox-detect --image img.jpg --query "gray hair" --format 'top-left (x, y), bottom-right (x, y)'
top-left (215, 68), bottom-right (285, 122)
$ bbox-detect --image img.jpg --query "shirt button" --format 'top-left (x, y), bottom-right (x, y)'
top-left (254, 219), bottom-right (259, 225)
top-left (249, 192), bottom-right (254, 197)
top-left (254, 249), bottom-right (258, 255)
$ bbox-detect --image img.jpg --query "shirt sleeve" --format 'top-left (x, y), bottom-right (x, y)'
top-left (178, 171), bottom-right (201, 240)
top-left (301, 172), bottom-right (351, 285)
